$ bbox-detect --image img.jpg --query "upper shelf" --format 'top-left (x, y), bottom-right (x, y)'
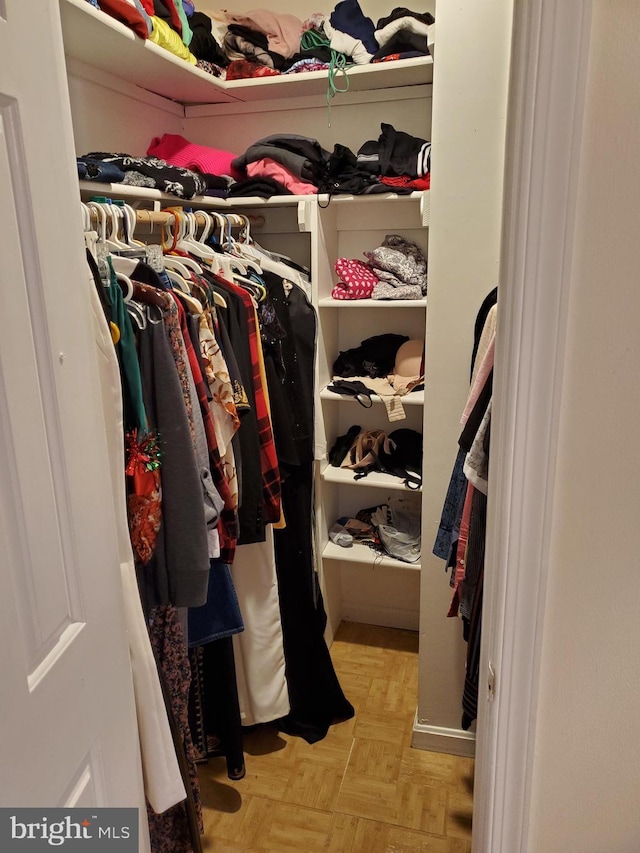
top-left (77, 181), bottom-right (429, 217)
top-left (78, 180), bottom-right (315, 208)
top-left (59, 0), bottom-right (433, 107)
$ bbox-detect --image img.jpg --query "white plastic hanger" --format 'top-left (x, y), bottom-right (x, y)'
top-left (163, 256), bottom-right (195, 278)
top-left (87, 201), bottom-right (129, 253)
top-left (115, 272), bottom-right (134, 302)
top-left (123, 203), bottom-right (146, 247)
top-left (162, 213), bottom-right (204, 274)
top-left (108, 205), bottom-right (130, 250)
top-left (177, 212), bottom-right (217, 261)
top-left (165, 269), bottom-right (191, 293)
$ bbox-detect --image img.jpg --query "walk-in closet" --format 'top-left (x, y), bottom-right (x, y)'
top-left (0, 1), bottom-right (514, 851)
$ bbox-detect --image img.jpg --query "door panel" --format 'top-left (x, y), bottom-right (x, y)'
top-left (0, 0), bottom-right (146, 821)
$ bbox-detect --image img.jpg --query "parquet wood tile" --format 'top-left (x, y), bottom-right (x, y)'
top-left (199, 621), bottom-right (474, 852)
top-left (445, 791), bottom-right (474, 840)
top-left (327, 813), bottom-right (471, 853)
top-left (255, 801), bottom-right (333, 852)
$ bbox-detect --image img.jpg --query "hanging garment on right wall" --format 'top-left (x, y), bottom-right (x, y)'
top-left (433, 287), bottom-right (497, 729)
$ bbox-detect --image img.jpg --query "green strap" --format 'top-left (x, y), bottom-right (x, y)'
top-left (301, 28), bottom-right (351, 125)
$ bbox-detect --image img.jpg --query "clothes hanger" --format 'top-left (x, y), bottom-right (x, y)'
top-left (116, 271), bottom-right (134, 302)
top-left (163, 255), bottom-right (195, 278)
top-left (87, 201), bottom-right (122, 252)
top-left (123, 203), bottom-right (146, 248)
top-left (162, 211), bottom-right (204, 273)
top-left (165, 269), bottom-right (192, 293)
top-left (126, 301), bottom-right (147, 330)
top-left (108, 204), bottom-right (131, 251)
top-left (177, 211), bottom-right (217, 261)
top-left (219, 212), bottom-right (263, 275)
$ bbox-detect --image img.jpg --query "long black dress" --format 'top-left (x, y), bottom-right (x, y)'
top-left (260, 272), bottom-right (355, 743)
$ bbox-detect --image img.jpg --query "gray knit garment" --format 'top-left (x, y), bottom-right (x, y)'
top-left (365, 246), bottom-right (427, 289)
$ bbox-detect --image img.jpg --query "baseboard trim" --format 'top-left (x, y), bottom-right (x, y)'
top-left (341, 604), bottom-right (419, 631)
top-left (411, 714), bottom-right (476, 757)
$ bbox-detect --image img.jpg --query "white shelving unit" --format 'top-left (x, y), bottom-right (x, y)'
top-left (313, 192), bottom-right (428, 637)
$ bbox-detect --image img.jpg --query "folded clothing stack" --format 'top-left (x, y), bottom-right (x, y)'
top-left (365, 233), bottom-right (427, 299)
top-left (331, 258), bottom-right (378, 300)
top-left (331, 234), bottom-right (427, 301)
top-left (372, 7), bottom-right (435, 62)
top-left (77, 151), bottom-right (222, 198)
top-left (357, 123), bottom-right (431, 191)
top-left (330, 497), bottom-right (421, 563)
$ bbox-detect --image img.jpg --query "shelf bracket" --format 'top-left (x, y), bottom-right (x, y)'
top-left (297, 199), bottom-right (314, 233)
top-left (420, 191), bottom-right (430, 228)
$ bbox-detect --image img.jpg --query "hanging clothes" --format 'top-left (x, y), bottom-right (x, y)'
top-left (84, 201), bottom-right (356, 853)
top-left (433, 287), bottom-right (497, 730)
top-left (260, 271), bottom-right (355, 741)
top-left (87, 259), bottom-right (186, 818)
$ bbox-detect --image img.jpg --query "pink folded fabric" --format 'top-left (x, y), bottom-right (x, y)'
top-left (246, 158), bottom-right (317, 194)
top-left (331, 258), bottom-right (377, 299)
top-left (225, 9), bottom-right (303, 58)
top-left (147, 133), bottom-right (243, 180)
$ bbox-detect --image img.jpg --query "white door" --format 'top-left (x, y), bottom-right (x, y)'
top-left (0, 0), bottom-right (146, 818)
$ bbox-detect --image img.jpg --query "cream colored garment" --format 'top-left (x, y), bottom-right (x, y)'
top-left (471, 304), bottom-right (497, 385)
top-left (323, 19), bottom-right (373, 64)
top-left (89, 278), bottom-right (187, 815)
top-left (231, 528), bottom-right (290, 726)
top-left (224, 9), bottom-right (303, 58)
top-left (462, 334), bottom-right (495, 425)
top-left (332, 373), bottom-right (423, 422)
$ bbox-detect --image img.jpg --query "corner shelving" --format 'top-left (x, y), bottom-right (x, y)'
top-left (60, 0), bottom-right (433, 107)
top-left (60, 0), bottom-right (235, 105)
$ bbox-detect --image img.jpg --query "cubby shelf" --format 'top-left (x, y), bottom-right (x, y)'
top-left (322, 540), bottom-right (421, 571)
top-left (321, 465), bottom-right (421, 492)
top-left (318, 297), bottom-right (427, 308)
top-left (320, 387), bottom-right (424, 405)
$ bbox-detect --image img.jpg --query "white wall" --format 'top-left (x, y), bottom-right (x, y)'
top-left (66, 70), bottom-right (184, 156)
top-left (529, 3), bottom-right (640, 850)
top-left (186, 90), bottom-right (431, 163)
top-left (416, 0), bottom-right (513, 740)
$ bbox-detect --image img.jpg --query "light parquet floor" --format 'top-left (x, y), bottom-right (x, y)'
top-left (199, 621), bottom-right (473, 853)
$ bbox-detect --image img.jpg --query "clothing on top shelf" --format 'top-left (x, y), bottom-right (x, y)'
top-left (94, 0), bottom-right (150, 39)
top-left (85, 1), bottom-right (433, 83)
